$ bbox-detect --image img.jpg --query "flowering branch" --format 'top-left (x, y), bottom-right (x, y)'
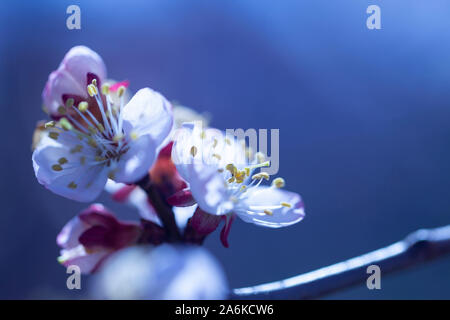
top-left (231, 224), bottom-right (450, 299)
top-left (136, 174), bottom-right (182, 242)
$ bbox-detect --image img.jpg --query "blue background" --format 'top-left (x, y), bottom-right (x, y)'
top-left (1, 0), bottom-right (450, 299)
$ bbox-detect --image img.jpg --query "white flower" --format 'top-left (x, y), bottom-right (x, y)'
top-left (172, 123), bottom-right (305, 228)
top-left (93, 245), bottom-right (229, 300)
top-left (32, 84), bottom-right (173, 202)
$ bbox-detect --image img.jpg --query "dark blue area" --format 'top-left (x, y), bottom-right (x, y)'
top-left (1, 0), bottom-right (450, 299)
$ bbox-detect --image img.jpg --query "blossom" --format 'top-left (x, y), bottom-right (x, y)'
top-left (42, 46), bottom-right (107, 117)
top-left (92, 244), bottom-right (228, 299)
top-left (33, 81), bottom-right (173, 202)
top-left (172, 123), bottom-right (305, 232)
top-left (57, 204), bottom-right (142, 274)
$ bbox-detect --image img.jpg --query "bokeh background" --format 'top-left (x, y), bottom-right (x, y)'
top-left (1, 0), bottom-right (450, 299)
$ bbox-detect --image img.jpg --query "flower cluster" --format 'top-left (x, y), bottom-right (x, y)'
top-left (32, 46), bottom-right (306, 299)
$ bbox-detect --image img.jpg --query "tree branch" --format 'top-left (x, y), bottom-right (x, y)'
top-left (231, 224), bottom-right (450, 299)
top-left (136, 174), bottom-right (182, 242)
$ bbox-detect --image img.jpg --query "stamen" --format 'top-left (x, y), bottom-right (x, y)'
top-left (212, 153), bottom-right (221, 160)
top-left (65, 98), bottom-right (74, 108)
top-left (59, 118), bottom-right (73, 131)
top-left (87, 84), bottom-right (98, 97)
top-left (78, 101), bottom-right (88, 113)
top-left (280, 202), bottom-right (292, 208)
top-left (49, 132), bottom-right (59, 140)
top-left (58, 157), bottom-right (68, 164)
top-left (52, 164), bottom-right (63, 171)
top-left (252, 172), bottom-right (270, 180)
top-left (272, 177), bottom-right (285, 188)
top-left (130, 132), bottom-right (139, 140)
top-left (264, 209), bottom-right (273, 216)
top-left (190, 146), bottom-right (198, 157)
top-left (102, 84), bottom-right (110, 95)
top-left (117, 86), bottom-right (126, 97)
top-left (44, 121), bottom-right (55, 128)
top-left (57, 106), bottom-right (66, 115)
top-left (67, 181), bottom-right (77, 189)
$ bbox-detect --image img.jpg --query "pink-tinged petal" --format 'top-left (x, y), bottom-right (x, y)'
top-left (58, 245), bottom-right (111, 274)
top-left (57, 216), bottom-right (88, 249)
top-left (61, 46), bottom-right (106, 87)
top-left (191, 207), bottom-right (223, 235)
top-left (113, 133), bottom-right (158, 184)
top-left (139, 219), bottom-right (167, 245)
top-left (42, 69), bottom-right (87, 116)
top-left (121, 88), bottom-right (173, 147)
top-left (109, 80), bottom-right (130, 92)
top-left (111, 184), bottom-right (137, 202)
top-left (236, 186), bottom-right (305, 228)
top-left (220, 214), bottom-right (236, 248)
top-left (167, 189), bottom-right (196, 207)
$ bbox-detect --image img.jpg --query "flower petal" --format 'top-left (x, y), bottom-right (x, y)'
top-left (112, 133), bottom-right (157, 184)
top-left (121, 88), bottom-right (173, 147)
top-left (236, 186), bottom-right (305, 228)
top-left (32, 138), bottom-right (108, 202)
top-left (56, 216), bottom-right (87, 249)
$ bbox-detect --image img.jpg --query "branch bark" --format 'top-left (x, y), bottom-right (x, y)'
top-left (231, 224), bottom-right (450, 299)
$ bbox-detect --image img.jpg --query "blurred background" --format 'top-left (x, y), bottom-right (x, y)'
top-left (1, 0), bottom-right (450, 299)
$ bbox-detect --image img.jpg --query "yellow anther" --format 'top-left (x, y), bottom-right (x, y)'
top-left (190, 146), bottom-right (198, 157)
top-left (225, 138), bottom-right (231, 145)
top-left (226, 163), bottom-right (237, 175)
top-left (252, 172), bottom-right (270, 180)
top-left (67, 181), bottom-right (78, 189)
top-left (59, 117), bottom-right (73, 131)
top-left (200, 131), bottom-right (206, 139)
top-left (44, 121), bottom-right (55, 128)
top-left (272, 177), bottom-right (285, 188)
top-left (80, 156), bottom-right (86, 165)
top-left (88, 126), bottom-right (98, 134)
top-left (213, 138), bottom-right (218, 148)
top-left (240, 185), bottom-right (247, 192)
top-left (212, 153), bottom-right (221, 160)
top-left (78, 101), bottom-right (88, 112)
top-left (57, 106), bottom-right (66, 115)
top-left (101, 84), bottom-right (110, 95)
top-left (88, 138), bottom-right (97, 148)
top-left (49, 132), bottom-right (59, 140)
top-left (70, 144), bottom-right (83, 154)
top-left (58, 157), bottom-right (68, 165)
top-left (264, 209), bottom-right (273, 216)
top-left (113, 134), bottom-right (124, 142)
top-left (117, 86), bottom-right (126, 97)
top-left (228, 176), bottom-right (235, 183)
top-left (245, 167), bottom-right (250, 176)
top-left (87, 84), bottom-right (98, 97)
top-left (91, 78), bottom-right (98, 87)
top-left (235, 170), bottom-right (246, 183)
top-left (281, 202), bottom-right (292, 208)
top-left (51, 164), bottom-right (63, 171)
top-left (65, 98), bottom-right (74, 108)
top-left (130, 131), bottom-right (139, 140)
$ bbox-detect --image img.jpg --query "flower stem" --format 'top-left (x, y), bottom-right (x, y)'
top-left (231, 224), bottom-right (450, 299)
top-left (136, 174), bottom-right (182, 242)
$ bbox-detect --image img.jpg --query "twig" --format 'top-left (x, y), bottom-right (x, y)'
top-left (231, 224), bottom-right (450, 299)
top-left (136, 174), bottom-right (182, 242)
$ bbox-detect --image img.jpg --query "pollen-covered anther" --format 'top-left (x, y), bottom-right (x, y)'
top-left (280, 202), bottom-right (292, 208)
top-left (65, 98), bottom-right (74, 108)
top-left (272, 177), bottom-right (285, 188)
top-left (52, 164), bottom-right (63, 171)
top-left (44, 121), bottom-right (55, 128)
top-left (87, 138), bottom-right (98, 148)
top-left (264, 209), bottom-right (273, 216)
top-left (130, 132), bottom-right (139, 141)
top-left (252, 172), bottom-right (270, 180)
top-left (117, 86), bottom-right (126, 97)
top-left (57, 106), bottom-right (66, 115)
top-left (101, 84), bottom-right (110, 95)
top-left (190, 146), bottom-right (198, 157)
top-left (58, 157), bottom-right (68, 165)
top-left (87, 84), bottom-right (98, 97)
top-left (49, 132), bottom-right (59, 140)
top-left (78, 101), bottom-right (88, 113)
top-left (67, 181), bottom-right (77, 189)
top-left (113, 134), bottom-right (124, 142)
top-left (70, 144), bottom-right (83, 154)
top-left (59, 118), bottom-right (73, 131)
